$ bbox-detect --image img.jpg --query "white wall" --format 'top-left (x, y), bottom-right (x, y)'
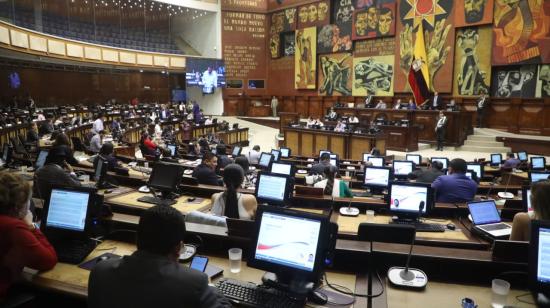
top-left (187, 86), bottom-right (224, 115)
top-left (172, 12), bottom-right (219, 58)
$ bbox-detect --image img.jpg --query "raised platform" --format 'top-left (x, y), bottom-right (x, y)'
top-left (236, 116), bottom-right (279, 129)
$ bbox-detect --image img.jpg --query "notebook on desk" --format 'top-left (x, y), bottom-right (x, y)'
top-left (467, 200), bottom-right (511, 239)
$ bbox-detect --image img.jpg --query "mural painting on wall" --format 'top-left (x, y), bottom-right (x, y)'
top-left (454, 0), bottom-right (494, 27)
top-left (491, 65), bottom-right (538, 98)
top-left (317, 24), bottom-right (353, 53)
top-left (295, 27), bottom-right (317, 89)
top-left (394, 0), bottom-right (455, 92)
top-left (297, 1), bottom-right (330, 29)
top-left (318, 53), bottom-right (353, 96)
top-left (270, 33), bottom-right (281, 58)
top-left (537, 65), bottom-right (550, 98)
top-left (352, 55), bottom-right (394, 96)
top-left (282, 31), bottom-right (296, 56)
top-left (492, 0), bottom-right (550, 65)
top-left (332, 0), bottom-right (355, 40)
top-left (270, 9), bottom-right (297, 34)
top-left (453, 26), bottom-right (491, 96)
top-left (352, 2), bottom-right (396, 40)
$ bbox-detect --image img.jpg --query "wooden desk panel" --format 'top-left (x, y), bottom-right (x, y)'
top-left (106, 191), bottom-right (212, 214)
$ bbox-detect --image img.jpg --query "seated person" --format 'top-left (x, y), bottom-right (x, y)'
top-left (501, 152), bottom-right (521, 170)
top-left (327, 108), bottom-right (338, 121)
top-left (0, 173), bottom-right (57, 298)
top-left (88, 205), bottom-right (231, 308)
top-left (38, 118), bottom-right (54, 136)
top-left (93, 143), bottom-right (128, 172)
top-left (306, 117), bottom-right (316, 127)
top-left (348, 115), bottom-right (359, 123)
top-left (154, 119), bottom-right (162, 139)
top-left (26, 122), bottom-right (39, 143)
top-left (446, 99), bottom-right (460, 111)
top-left (89, 130), bottom-right (105, 154)
top-left (510, 180), bottom-right (550, 241)
top-left (393, 99), bottom-right (402, 110)
top-left (160, 147), bottom-right (179, 163)
top-left (334, 120), bottom-right (346, 132)
top-left (35, 147), bottom-right (82, 199)
top-left (216, 145), bottom-right (233, 170)
top-left (247, 145), bottom-right (261, 165)
top-left (408, 160), bottom-right (444, 184)
top-left (374, 100), bottom-right (387, 109)
top-left (407, 99), bottom-right (417, 110)
top-left (235, 155), bottom-right (257, 187)
top-left (204, 116), bottom-right (213, 125)
top-left (140, 132), bottom-right (157, 156)
top-left (192, 152), bottom-right (222, 186)
top-left (313, 118), bottom-right (324, 128)
top-left (431, 158), bottom-right (477, 203)
top-left (314, 166), bottom-right (353, 198)
top-left (310, 152), bottom-right (338, 175)
top-left (50, 133), bottom-right (78, 166)
top-left (187, 142), bottom-right (201, 156)
top-left (211, 164), bottom-right (258, 220)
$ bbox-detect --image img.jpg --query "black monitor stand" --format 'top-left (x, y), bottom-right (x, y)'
top-left (261, 272), bottom-right (317, 300)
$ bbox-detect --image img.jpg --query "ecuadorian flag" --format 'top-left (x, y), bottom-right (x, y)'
top-left (408, 22), bottom-right (430, 106)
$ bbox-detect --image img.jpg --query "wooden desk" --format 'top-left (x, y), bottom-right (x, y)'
top-left (106, 191), bottom-right (212, 214)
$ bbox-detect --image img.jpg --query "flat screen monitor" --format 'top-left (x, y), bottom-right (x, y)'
top-left (431, 157), bottom-right (448, 169)
top-left (491, 154), bottom-right (502, 166)
top-left (43, 188), bottom-right (92, 232)
top-left (280, 147), bottom-right (291, 158)
top-left (319, 150), bottom-right (331, 157)
top-left (392, 161), bottom-right (414, 177)
top-left (467, 200), bottom-right (501, 225)
top-left (35, 149), bottom-right (49, 169)
top-left (247, 206), bottom-right (329, 282)
top-left (271, 162), bottom-right (293, 176)
top-left (529, 171), bottom-right (550, 183)
top-left (2, 143), bottom-right (11, 163)
top-left (94, 158), bottom-right (107, 183)
top-left (531, 157), bottom-right (546, 170)
top-left (466, 163), bottom-right (483, 179)
top-left (167, 144), bottom-right (177, 157)
top-left (362, 153), bottom-right (371, 162)
top-left (271, 149), bottom-right (281, 162)
top-left (388, 182), bottom-right (432, 217)
top-left (254, 173), bottom-right (290, 206)
top-left (528, 221), bottom-right (550, 296)
top-left (522, 186), bottom-right (533, 213)
top-left (259, 153), bottom-right (274, 169)
top-left (406, 154), bottom-right (421, 165)
top-left (518, 151), bottom-right (528, 162)
top-left (364, 166), bottom-right (391, 188)
top-left (232, 146), bottom-right (242, 156)
top-left (329, 158), bottom-right (338, 167)
top-left (185, 58), bottom-right (225, 94)
top-left (368, 156), bottom-right (384, 167)
top-left (148, 162), bottom-right (184, 192)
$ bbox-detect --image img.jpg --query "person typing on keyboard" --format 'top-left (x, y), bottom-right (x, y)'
top-left (0, 173), bottom-right (57, 298)
top-left (88, 205), bottom-right (231, 308)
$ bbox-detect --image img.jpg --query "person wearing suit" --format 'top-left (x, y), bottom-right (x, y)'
top-left (435, 111), bottom-right (447, 151)
top-left (431, 92), bottom-right (442, 110)
top-left (192, 152), bottom-right (222, 186)
top-left (159, 105), bottom-right (171, 120)
top-left (365, 95), bottom-right (373, 108)
top-left (407, 99), bottom-right (417, 110)
top-left (88, 205), bottom-right (231, 308)
top-left (476, 94), bottom-right (488, 128)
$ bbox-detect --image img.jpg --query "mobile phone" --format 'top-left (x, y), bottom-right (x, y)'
top-left (190, 256), bottom-right (208, 272)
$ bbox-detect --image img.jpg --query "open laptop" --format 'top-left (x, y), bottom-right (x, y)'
top-left (467, 200), bottom-right (512, 239)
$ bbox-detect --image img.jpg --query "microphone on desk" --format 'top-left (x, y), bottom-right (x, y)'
top-left (497, 170), bottom-right (515, 199)
top-left (387, 227), bottom-right (428, 289)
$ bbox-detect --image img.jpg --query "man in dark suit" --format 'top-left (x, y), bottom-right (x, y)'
top-left (310, 153), bottom-right (338, 175)
top-left (88, 205), bottom-right (231, 308)
top-left (408, 160), bottom-right (444, 184)
top-left (476, 94), bottom-right (488, 128)
top-left (192, 151), bottom-right (222, 186)
top-left (435, 111), bottom-right (447, 151)
top-left (431, 92), bottom-right (441, 110)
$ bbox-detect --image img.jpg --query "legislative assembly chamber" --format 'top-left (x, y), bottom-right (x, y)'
top-left (1, 0), bottom-right (550, 307)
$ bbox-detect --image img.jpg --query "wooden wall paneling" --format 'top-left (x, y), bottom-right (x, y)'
top-left (308, 96), bottom-right (322, 119)
top-left (415, 114), bottom-right (436, 144)
top-left (280, 96), bottom-right (296, 113)
top-left (300, 131), bottom-right (314, 156)
top-left (315, 134), bottom-right (329, 154)
top-left (349, 136), bottom-right (372, 161)
top-left (330, 134), bottom-right (346, 158)
top-left (517, 99), bottom-right (544, 135)
top-left (486, 99), bottom-right (513, 131)
top-left (544, 98), bottom-right (550, 136)
top-left (295, 97), bottom-right (308, 117)
top-left (375, 137), bottom-right (386, 155)
top-left (223, 98), bottom-right (239, 116)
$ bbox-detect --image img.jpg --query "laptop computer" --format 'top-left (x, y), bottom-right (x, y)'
top-left (467, 200), bottom-right (512, 239)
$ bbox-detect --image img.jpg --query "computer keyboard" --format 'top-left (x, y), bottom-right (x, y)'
top-left (137, 195), bottom-right (176, 206)
top-left (390, 220), bottom-right (446, 232)
top-left (215, 278), bottom-right (304, 308)
top-left (353, 191), bottom-right (372, 197)
top-left (52, 239), bottom-right (96, 264)
top-left (482, 223), bottom-right (511, 231)
top-left (130, 165), bottom-right (152, 174)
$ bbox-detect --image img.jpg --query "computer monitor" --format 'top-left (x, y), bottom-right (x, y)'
top-left (35, 149), bottom-right (49, 169)
top-left (167, 144), bottom-right (177, 157)
top-left (491, 153), bottom-right (502, 166)
top-left (368, 156), bottom-right (385, 167)
top-left (522, 186), bottom-right (533, 213)
top-left (42, 187), bottom-right (96, 236)
top-left (2, 143), bottom-right (11, 165)
top-left (388, 182), bottom-right (433, 218)
top-left (280, 147), bottom-right (291, 158)
top-left (392, 161), bottom-right (414, 178)
top-left (405, 154), bottom-right (421, 165)
top-left (430, 157), bottom-right (448, 169)
top-left (529, 171), bottom-right (550, 183)
top-left (94, 157), bottom-right (107, 184)
top-left (247, 205), bottom-right (330, 284)
top-left (528, 220), bottom-right (550, 298)
top-left (362, 153), bottom-right (371, 162)
top-left (531, 157), bottom-right (546, 170)
top-left (329, 158), bottom-right (338, 167)
top-left (148, 162), bottom-right (184, 195)
top-left (254, 173), bottom-right (291, 206)
top-left (258, 152), bottom-right (274, 169)
top-left (466, 163), bottom-right (483, 180)
top-left (319, 150), bottom-right (331, 157)
top-left (363, 166), bottom-right (391, 190)
top-left (518, 151), bottom-right (528, 162)
top-left (271, 161), bottom-right (294, 176)
top-left (271, 149), bottom-right (281, 162)
top-left (232, 146), bottom-right (242, 157)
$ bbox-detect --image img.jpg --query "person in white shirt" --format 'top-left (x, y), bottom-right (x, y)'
top-left (306, 117), bottom-right (316, 127)
top-left (247, 145), bottom-right (261, 165)
top-left (365, 95), bottom-right (373, 107)
top-left (154, 119), bottom-right (162, 139)
top-left (393, 99), bottom-right (402, 110)
top-left (201, 67), bottom-right (218, 94)
top-left (374, 100), bottom-right (387, 109)
top-left (435, 111), bottom-right (447, 151)
top-left (92, 113), bottom-right (104, 133)
top-left (37, 112), bottom-right (45, 121)
top-left (348, 115), bottom-right (359, 123)
top-left (90, 130), bottom-right (104, 153)
top-left (314, 118), bottom-right (324, 127)
top-left (204, 117), bottom-right (213, 125)
top-left (334, 120), bottom-right (346, 132)
top-left (327, 108), bottom-right (338, 121)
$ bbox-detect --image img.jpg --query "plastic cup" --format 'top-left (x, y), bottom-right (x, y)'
top-left (366, 210), bottom-right (375, 221)
top-left (491, 279), bottom-right (510, 308)
top-left (20, 166), bottom-right (27, 173)
top-left (228, 248), bottom-right (242, 273)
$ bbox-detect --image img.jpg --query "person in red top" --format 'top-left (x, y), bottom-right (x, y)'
top-left (0, 173), bottom-right (57, 299)
top-left (140, 131), bottom-right (158, 156)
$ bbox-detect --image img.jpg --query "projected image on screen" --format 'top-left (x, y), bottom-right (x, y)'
top-left (390, 184), bottom-right (428, 213)
top-left (255, 212), bottom-right (321, 272)
top-left (364, 167), bottom-right (390, 187)
top-left (185, 58), bottom-right (226, 94)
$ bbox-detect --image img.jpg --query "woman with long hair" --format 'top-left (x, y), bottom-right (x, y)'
top-left (511, 180), bottom-right (550, 241)
top-left (210, 164), bottom-right (257, 220)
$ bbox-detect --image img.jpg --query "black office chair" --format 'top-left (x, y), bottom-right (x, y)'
top-left (71, 137), bottom-right (88, 153)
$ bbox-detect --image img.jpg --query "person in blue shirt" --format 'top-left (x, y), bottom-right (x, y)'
top-left (407, 99), bottom-right (417, 110)
top-left (501, 152), bottom-right (521, 169)
top-left (431, 158), bottom-right (477, 203)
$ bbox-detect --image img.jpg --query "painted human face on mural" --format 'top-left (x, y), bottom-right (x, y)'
top-left (299, 7), bottom-right (308, 23)
top-left (318, 2), bottom-right (328, 21)
top-left (378, 8), bottom-right (393, 35)
top-left (308, 5), bottom-right (318, 22)
top-left (539, 66), bottom-right (550, 97)
top-left (464, 0), bottom-right (485, 23)
top-left (355, 12), bottom-right (368, 36)
top-left (366, 7), bottom-right (378, 31)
